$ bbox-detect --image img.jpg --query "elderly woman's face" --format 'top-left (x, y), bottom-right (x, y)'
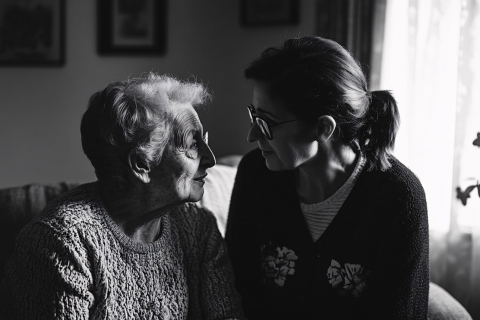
top-left (150, 103), bottom-right (215, 204)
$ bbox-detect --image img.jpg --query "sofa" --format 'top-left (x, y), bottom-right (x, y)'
top-left (0, 155), bottom-right (472, 319)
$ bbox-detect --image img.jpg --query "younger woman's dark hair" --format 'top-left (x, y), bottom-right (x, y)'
top-left (244, 36), bottom-right (400, 171)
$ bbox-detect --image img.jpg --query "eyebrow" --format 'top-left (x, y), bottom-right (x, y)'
top-left (251, 104), bottom-right (279, 120)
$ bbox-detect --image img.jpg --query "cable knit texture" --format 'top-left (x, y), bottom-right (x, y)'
top-left (226, 148), bottom-right (429, 320)
top-left (0, 182), bottom-right (244, 320)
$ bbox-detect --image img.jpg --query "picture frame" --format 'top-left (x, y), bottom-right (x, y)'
top-left (0, 0), bottom-right (65, 67)
top-left (240, 0), bottom-right (300, 27)
top-left (97, 0), bottom-right (167, 56)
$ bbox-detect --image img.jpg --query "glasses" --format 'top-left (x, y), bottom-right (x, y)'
top-left (247, 105), bottom-right (304, 140)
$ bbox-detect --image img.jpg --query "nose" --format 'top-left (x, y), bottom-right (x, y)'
top-left (247, 121), bottom-right (264, 142)
top-left (200, 141), bottom-right (216, 168)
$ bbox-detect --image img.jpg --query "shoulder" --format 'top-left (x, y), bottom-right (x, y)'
top-left (170, 203), bottom-right (218, 234)
top-left (12, 182), bottom-right (107, 259)
top-left (359, 156), bottom-right (428, 225)
top-left (11, 197), bottom-right (95, 272)
top-left (379, 156), bottom-right (426, 202)
top-left (34, 182), bottom-right (104, 234)
top-left (360, 156), bottom-right (425, 200)
top-left (169, 203), bottom-right (224, 257)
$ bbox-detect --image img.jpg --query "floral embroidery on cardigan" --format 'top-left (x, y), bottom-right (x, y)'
top-left (260, 244), bottom-right (298, 287)
top-left (327, 259), bottom-right (369, 297)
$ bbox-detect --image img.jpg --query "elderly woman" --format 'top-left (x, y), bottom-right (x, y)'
top-left (225, 36), bottom-right (429, 319)
top-left (0, 73), bottom-right (244, 319)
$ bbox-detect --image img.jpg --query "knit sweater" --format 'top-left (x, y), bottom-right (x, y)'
top-left (0, 182), bottom-right (245, 320)
top-left (225, 148), bottom-right (429, 320)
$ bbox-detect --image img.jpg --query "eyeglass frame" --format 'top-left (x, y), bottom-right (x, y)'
top-left (247, 104), bottom-right (305, 140)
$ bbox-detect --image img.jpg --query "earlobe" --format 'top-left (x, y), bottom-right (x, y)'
top-left (128, 151), bottom-right (151, 184)
top-left (316, 115), bottom-right (337, 143)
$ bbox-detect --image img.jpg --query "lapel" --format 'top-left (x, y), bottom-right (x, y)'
top-left (258, 169), bottom-right (316, 293)
top-left (261, 168), bottom-right (312, 244)
top-left (312, 167), bottom-right (377, 253)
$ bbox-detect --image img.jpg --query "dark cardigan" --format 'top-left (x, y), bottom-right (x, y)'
top-left (225, 148), bottom-right (429, 320)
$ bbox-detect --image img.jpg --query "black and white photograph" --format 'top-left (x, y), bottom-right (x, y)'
top-left (0, 0), bottom-right (479, 319)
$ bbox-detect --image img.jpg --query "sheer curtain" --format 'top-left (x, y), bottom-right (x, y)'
top-left (379, 0), bottom-right (480, 317)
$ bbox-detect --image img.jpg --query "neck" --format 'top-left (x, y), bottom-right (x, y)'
top-left (100, 184), bottom-right (180, 244)
top-left (295, 143), bottom-right (358, 204)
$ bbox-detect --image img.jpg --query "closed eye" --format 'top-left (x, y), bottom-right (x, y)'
top-left (185, 138), bottom-right (199, 159)
top-left (188, 131), bottom-right (207, 152)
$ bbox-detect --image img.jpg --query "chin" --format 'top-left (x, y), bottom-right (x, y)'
top-left (265, 158), bottom-right (289, 171)
top-left (264, 152), bottom-right (301, 171)
top-left (188, 187), bottom-right (204, 203)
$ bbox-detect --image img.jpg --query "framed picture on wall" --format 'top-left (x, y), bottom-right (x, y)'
top-left (0, 0), bottom-right (65, 66)
top-left (241, 0), bottom-right (300, 26)
top-left (97, 0), bottom-right (167, 55)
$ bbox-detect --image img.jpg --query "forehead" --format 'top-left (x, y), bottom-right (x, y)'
top-left (171, 103), bottom-right (202, 131)
top-left (252, 81), bottom-right (293, 119)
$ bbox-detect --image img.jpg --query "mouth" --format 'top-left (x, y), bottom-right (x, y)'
top-left (260, 149), bottom-right (274, 156)
top-left (193, 173), bottom-right (208, 183)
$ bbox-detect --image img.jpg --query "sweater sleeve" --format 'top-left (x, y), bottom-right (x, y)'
top-left (0, 221), bottom-right (94, 319)
top-left (366, 178), bottom-right (430, 319)
top-left (199, 209), bottom-right (246, 320)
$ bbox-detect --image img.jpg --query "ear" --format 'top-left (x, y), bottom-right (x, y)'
top-left (315, 115), bottom-right (337, 143)
top-left (128, 151), bottom-right (151, 184)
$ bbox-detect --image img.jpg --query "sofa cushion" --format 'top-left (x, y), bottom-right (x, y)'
top-left (198, 164), bottom-right (238, 237)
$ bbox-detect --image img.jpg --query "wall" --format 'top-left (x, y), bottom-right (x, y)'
top-left (0, 0), bottom-right (315, 188)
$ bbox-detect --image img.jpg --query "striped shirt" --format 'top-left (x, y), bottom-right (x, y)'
top-left (300, 155), bottom-right (366, 242)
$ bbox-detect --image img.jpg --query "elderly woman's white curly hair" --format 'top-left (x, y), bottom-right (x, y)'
top-left (81, 72), bottom-right (211, 191)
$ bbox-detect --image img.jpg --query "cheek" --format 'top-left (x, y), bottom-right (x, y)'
top-left (291, 142), bottom-right (317, 162)
top-left (156, 159), bottom-right (187, 188)
top-left (171, 161), bottom-right (199, 194)
top-left (176, 172), bottom-right (191, 191)
top-left (270, 134), bottom-right (317, 168)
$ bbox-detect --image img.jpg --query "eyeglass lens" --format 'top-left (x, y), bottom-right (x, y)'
top-left (248, 106), bottom-right (273, 140)
top-left (256, 118), bottom-right (271, 140)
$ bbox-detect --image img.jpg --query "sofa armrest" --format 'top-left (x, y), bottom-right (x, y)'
top-left (428, 282), bottom-right (472, 319)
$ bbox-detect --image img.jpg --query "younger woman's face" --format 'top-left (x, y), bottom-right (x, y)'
top-left (247, 81), bottom-right (318, 171)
